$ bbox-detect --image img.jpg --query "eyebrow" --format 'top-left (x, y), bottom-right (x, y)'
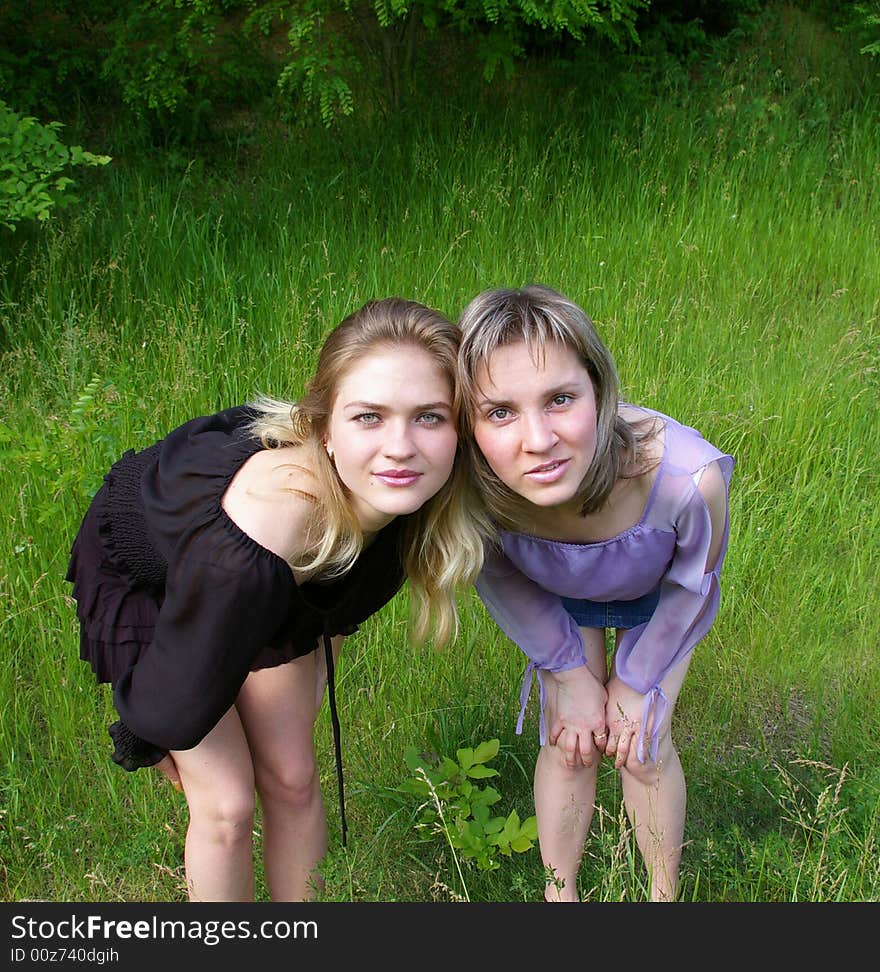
top-left (342, 400), bottom-right (453, 411)
top-left (476, 383), bottom-right (577, 407)
top-left (474, 394), bottom-right (508, 409)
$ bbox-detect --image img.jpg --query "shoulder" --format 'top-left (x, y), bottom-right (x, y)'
top-left (618, 403), bottom-right (665, 475)
top-left (154, 406), bottom-right (261, 476)
top-left (694, 458), bottom-right (729, 521)
top-left (629, 407), bottom-right (733, 479)
top-left (221, 442), bottom-right (324, 565)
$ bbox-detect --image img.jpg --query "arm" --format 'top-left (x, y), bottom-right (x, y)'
top-left (154, 754), bottom-right (183, 792)
top-left (475, 545), bottom-right (607, 765)
top-left (541, 665), bottom-right (608, 768)
top-left (110, 524), bottom-right (289, 770)
top-left (609, 457), bottom-right (732, 763)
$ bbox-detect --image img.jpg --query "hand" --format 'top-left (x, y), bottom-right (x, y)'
top-left (604, 677), bottom-right (646, 769)
top-left (154, 754), bottom-right (183, 793)
top-left (542, 665), bottom-right (608, 768)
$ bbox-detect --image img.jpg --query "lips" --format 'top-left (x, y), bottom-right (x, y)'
top-left (524, 458), bottom-right (569, 483)
top-left (373, 468), bottom-right (422, 486)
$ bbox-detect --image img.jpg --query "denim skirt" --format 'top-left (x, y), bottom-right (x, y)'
top-left (560, 588), bottom-right (660, 630)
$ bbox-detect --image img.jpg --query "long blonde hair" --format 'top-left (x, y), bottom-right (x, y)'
top-left (249, 297), bottom-right (489, 646)
top-left (457, 284), bottom-right (659, 529)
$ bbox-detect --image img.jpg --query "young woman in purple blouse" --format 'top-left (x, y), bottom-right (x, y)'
top-left (457, 284), bottom-right (734, 902)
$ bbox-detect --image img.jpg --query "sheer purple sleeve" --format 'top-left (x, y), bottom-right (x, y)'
top-left (615, 453), bottom-right (734, 762)
top-left (475, 545), bottom-right (586, 742)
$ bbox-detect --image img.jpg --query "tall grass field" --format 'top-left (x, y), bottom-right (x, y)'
top-left (1, 6), bottom-right (878, 902)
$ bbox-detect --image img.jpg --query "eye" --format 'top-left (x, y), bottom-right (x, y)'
top-left (549, 394), bottom-right (573, 408)
top-left (417, 411), bottom-right (446, 426)
top-left (353, 412), bottom-right (381, 426)
top-left (487, 406), bottom-right (511, 422)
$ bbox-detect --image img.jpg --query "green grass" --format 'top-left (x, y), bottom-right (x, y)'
top-left (1, 4), bottom-right (879, 901)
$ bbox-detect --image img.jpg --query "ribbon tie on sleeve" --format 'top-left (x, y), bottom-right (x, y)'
top-left (637, 684), bottom-right (669, 764)
top-left (516, 660), bottom-right (549, 746)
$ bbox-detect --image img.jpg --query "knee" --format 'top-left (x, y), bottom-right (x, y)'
top-left (618, 736), bottom-right (675, 787)
top-left (543, 743), bottom-right (599, 782)
top-left (619, 755), bottom-right (660, 787)
top-left (256, 756), bottom-right (320, 810)
top-left (189, 786), bottom-right (256, 847)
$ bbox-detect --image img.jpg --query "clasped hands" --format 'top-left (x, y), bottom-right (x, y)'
top-left (544, 665), bottom-right (646, 770)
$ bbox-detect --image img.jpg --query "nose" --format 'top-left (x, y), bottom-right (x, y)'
top-left (520, 410), bottom-right (557, 453)
top-left (383, 418), bottom-right (416, 459)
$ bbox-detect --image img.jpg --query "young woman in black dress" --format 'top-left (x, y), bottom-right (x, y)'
top-left (67, 297), bottom-right (487, 901)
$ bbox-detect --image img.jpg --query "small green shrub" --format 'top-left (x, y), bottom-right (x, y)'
top-left (402, 738), bottom-right (538, 873)
top-left (851, 2), bottom-right (880, 56)
top-left (0, 376), bottom-right (121, 514)
top-left (0, 100), bottom-right (110, 231)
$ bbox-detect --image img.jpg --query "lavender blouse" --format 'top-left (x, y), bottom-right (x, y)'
top-left (474, 407), bottom-right (734, 762)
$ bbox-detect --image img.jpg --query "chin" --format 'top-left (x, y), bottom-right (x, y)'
top-left (523, 487), bottom-right (578, 509)
top-left (372, 495), bottom-right (435, 518)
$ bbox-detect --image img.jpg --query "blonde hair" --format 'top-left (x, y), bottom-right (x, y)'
top-left (249, 297), bottom-right (489, 647)
top-left (457, 284), bottom-right (659, 529)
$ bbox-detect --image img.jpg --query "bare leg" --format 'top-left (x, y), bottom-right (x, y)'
top-left (535, 744), bottom-right (597, 901)
top-left (620, 743), bottom-right (686, 901)
top-left (170, 707), bottom-right (256, 901)
top-left (615, 645), bottom-right (691, 902)
top-left (536, 627), bottom-right (607, 902)
top-left (235, 639), bottom-right (343, 901)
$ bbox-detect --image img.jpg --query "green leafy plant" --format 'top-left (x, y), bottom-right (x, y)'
top-left (851, 2), bottom-right (880, 57)
top-left (2, 1), bottom-right (651, 131)
top-left (101, 0), bottom-right (274, 137)
top-left (0, 100), bottom-right (111, 231)
top-left (402, 738), bottom-right (538, 873)
top-left (0, 376), bottom-right (121, 517)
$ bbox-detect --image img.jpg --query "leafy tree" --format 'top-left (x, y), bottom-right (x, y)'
top-left (0, 1), bottom-right (115, 116)
top-left (1, 1), bottom-right (872, 136)
top-left (0, 0), bottom-right (651, 129)
top-left (247, 0), bottom-right (650, 123)
top-left (100, 0), bottom-right (275, 137)
top-left (80, 0), bottom-right (651, 128)
top-left (851, 2), bottom-right (880, 56)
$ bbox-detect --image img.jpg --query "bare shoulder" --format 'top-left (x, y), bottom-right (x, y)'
top-left (693, 459), bottom-right (728, 570)
top-left (695, 459), bottom-right (728, 516)
top-left (221, 444), bottom-right (323, 563)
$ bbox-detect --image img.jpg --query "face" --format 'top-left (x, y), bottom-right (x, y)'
top-left (325, 344), bottom-right (458, 532)
top-left (471, 339), bottom-right (598, 511)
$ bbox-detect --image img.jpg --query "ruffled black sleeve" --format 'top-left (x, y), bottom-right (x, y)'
top-left (108, 720), bottom-right (167, 771)
top-left (102, 407), bottom-right (296, 766)
top-left (110, 517), bottom-right (292, 757)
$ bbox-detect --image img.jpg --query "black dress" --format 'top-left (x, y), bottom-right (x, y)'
top-left (66, 405), bottom-right (406, 777)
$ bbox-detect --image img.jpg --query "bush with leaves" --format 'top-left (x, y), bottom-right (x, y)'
top-left (0, 100), bottom-right (111, 232)
top-left (850, 2), bottom-right (880, 57)
top-left (101, 0), bottom-right (276, 138)
top-left (402, 738), bottom-right (538, 873)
